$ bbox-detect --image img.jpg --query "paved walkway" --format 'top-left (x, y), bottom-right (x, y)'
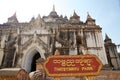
top-left (59, 70), bottom-right (120, 80)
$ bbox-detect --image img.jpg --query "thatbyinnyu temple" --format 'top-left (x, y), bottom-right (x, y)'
top-left (0, 6), bottom-right (120, 74)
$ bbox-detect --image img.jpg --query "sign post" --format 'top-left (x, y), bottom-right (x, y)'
top-left (44, 53), bottom-right (102, 80)
top-left (54, 77), bottom-right (60, 80)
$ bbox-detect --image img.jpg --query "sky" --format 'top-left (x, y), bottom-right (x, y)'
top-left (0, 0), bottom-right (120, 51)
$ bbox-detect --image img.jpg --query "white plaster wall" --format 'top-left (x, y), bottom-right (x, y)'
top-left (86, 32), bottom-right (96, 47)
top-left (69, 48), bottom-right (77, 55)
top-left (111, 58), bottom-right (119, 69)
top-left (22, 27), bottom-right (48, 34)
top-left (99, 33), bottom-right (108, 64)
top-left (117, 58), bottom-right (120, 68)
top-left (85, 32), bottom-right (108, 65)
top-left (109, 48), bottom-right (116, 57)
top-left (39, 36), bottom-right (47, 44)
top-left (108, 46), bottom-right (120, 69)
top-left (21, 36), bottom-right (30, 44)
top-left (98, 49), bottom-right (108, 64)
top-left (93, 32), bottom-right (108, 64)
top-left (87, 49), bottom-right (107, 64)
top-left (55, 41), bottom-right (62, 47)
top-left (97, 32), bottom-right (102, 47)
top-left (0, 49), bottom-right (4, 66)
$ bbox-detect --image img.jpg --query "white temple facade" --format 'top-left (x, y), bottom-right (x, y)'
top-left (1, 6), bottom-right (119, 72)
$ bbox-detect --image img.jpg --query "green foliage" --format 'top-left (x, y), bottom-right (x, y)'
top-left (118, 52), bottom-right (120, 58)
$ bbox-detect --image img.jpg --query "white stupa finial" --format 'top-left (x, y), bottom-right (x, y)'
top-left (53, 4), bottom-right (55, 11)
top-left (87, 12), bottom-right (91, 19)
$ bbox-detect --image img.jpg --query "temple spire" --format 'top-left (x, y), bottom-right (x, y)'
top-left (86, 12), bottom-right (96, 25)
top-left (70, 10), bottom-right (80, 19)
top-left (105, 34), bottom-right (110, 40)
top-left (48, 5), bottom-right (58, 18)
top-left (37, 14), bottom-right (41, 19)
top-left (7, 12), bottom-right (18, 23)
top-left (53, 4), bottom-right (55, 11)
top-left (87, 12), bottom-right (91, 19)
top-left (73, 10), bottom-right (77, 16)
top-left (104, 33), bottom-right (112, 43)
top-left (13, 12), bottom-right (16, 17)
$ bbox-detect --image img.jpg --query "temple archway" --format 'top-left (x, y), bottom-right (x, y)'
top-left (31, 52), bottom-right (41, 72)
top-left (22, 47), bottom-right (45, 73)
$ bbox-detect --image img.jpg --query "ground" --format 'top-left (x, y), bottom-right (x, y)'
top-left (53, 70), bottom-right (120, 80)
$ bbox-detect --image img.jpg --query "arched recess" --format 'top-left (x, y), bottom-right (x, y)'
top-left (31, 51), bottom-right (40, 72)
top-left (22, 47), bottom-right (45, 73)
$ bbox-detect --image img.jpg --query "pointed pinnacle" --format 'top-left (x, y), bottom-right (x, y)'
top-left (87, 12), bottom-right (91, 19)
top-left (53, 4), bottom-right (55, 11)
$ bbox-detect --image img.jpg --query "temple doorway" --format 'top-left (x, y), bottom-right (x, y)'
top-left (23, 49), bottom-right (44, 73)
top-left (31, 52), bottom-right (41, 72)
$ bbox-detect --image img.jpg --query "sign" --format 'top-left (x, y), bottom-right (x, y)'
top-left (44, 54), bottom-right (103, 77)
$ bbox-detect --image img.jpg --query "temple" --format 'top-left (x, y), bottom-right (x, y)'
top-left (0, 6), bottom-right (120, 74)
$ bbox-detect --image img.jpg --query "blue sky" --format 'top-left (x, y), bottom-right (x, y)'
top-left (0, 0), bottom-right (120, 51)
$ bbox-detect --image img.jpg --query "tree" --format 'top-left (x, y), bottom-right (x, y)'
top-left (118, 52), bottom-right (120, 58)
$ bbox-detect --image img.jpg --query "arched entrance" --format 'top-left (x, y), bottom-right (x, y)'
top-left (22, 48), bottom-right (45, 73)
top-left (31, 52), bottom-right (41, 72)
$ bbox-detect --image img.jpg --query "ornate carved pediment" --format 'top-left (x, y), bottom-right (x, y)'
top-left (21, 24), bottom-right (48, 35)
top-left (20, 17), bottom-right (47, 34)
top-left (21, 32), bottom-right (47, 50)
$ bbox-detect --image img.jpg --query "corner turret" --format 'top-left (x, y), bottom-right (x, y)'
top-left (7, 12), bottom-right (19, 23)
top-left (69, 10), bottom-right (80, 24)
top-left (85, 12), bottom-right (95, 25)
top-left (70, 10), bottom-right (80, 19)
top-left (104, 34), bottom-right (120, 69)
top-left (104, 34), bottom-right (112, 43)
